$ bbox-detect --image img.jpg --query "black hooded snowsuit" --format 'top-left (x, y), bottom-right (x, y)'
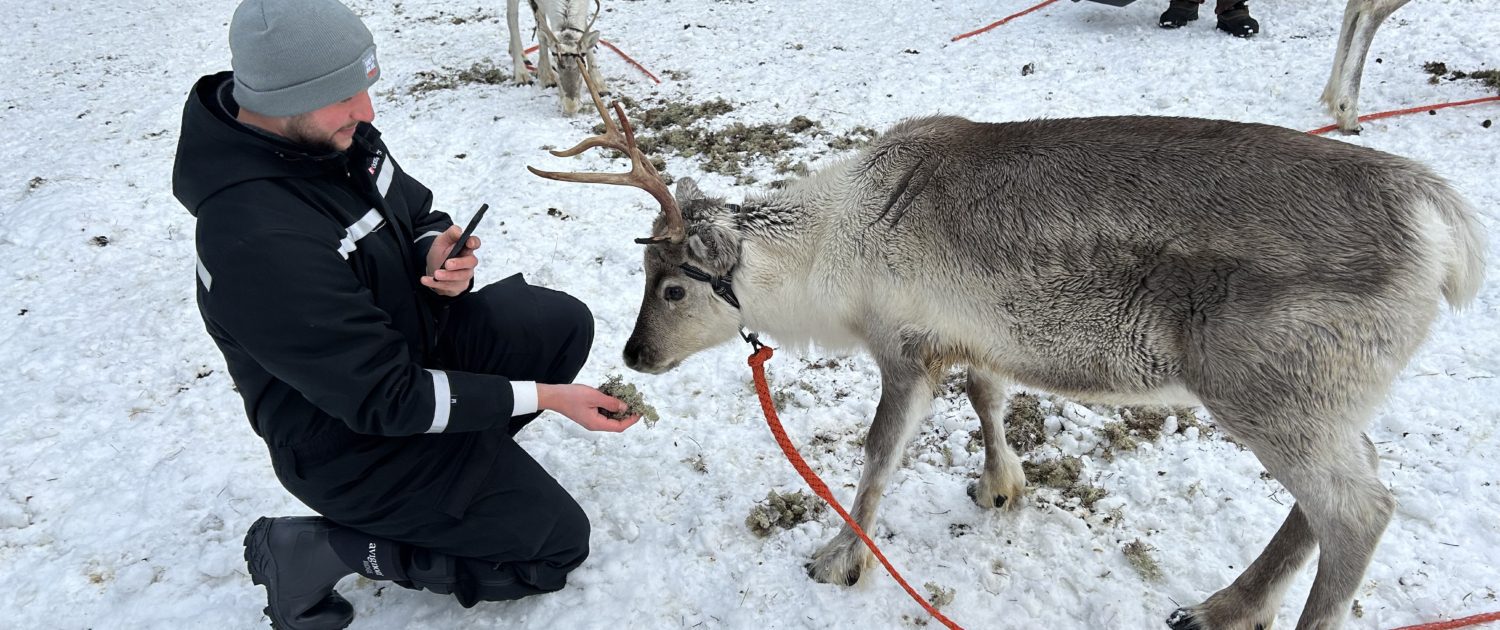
top-left (173, 71), bottom-right (595, 604)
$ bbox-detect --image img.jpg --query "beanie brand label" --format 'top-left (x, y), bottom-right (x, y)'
top-left (364, 51), bottom-right (379, 79)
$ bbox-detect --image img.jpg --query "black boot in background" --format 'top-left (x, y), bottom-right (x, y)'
top-left (244, 516), bottom-right (393, 630)
top-left (1217, 1), bottom-right (1260, 37)
top-left (1159, 0), bottom-right (1200, 28)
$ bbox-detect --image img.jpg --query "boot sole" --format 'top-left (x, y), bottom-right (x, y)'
top-left (244, 517), bottom-right (354, 630)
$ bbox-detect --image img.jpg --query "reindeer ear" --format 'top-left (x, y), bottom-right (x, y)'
top-left (674, 177), bottom-right (702, 202)
top-left (582, 30), bottom-right (601, 49)
top-left (686, 223), bottom-right (738, 271)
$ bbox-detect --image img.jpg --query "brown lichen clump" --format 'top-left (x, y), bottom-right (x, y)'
top-left (1022, 455), bottom-right (1081, 489)
top-left (408, 60), bottom-right (508, 94)
top-left (1004, 393), bottom-right (1048, 453)
top-left (598, 374), bottom-right (660, 428)
top-left (745, 489), bottom-right (825, 537)
top-left (1064, 483), bottom-right (1108, 510)
top-left (1123, 539), bottom-right (1164, 582)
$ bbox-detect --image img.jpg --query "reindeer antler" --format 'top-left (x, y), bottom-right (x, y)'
top-left (586, 0), bottom-right (602, 34)
top-left (527, 59), bottom-right (685, 244)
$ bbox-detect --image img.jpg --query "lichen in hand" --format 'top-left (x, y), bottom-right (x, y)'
top-left (598, 374), bottom-right (660, 428)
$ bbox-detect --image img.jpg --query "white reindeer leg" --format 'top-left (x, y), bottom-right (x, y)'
top-left (534, 3), bottom-right (559, 87)
top-left (586, 48), bottom-right (608, 96)
top-left (506, 0), bottom-right (533, 84)
top-left (1321, 0), bottom-right (1416, 133)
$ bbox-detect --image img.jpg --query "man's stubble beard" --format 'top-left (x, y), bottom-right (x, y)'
top-left (284, 114), bottom-right (354, 153)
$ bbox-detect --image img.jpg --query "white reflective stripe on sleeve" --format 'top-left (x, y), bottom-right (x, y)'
top-left (336, 209), bottom-right (386, 260)
top-left (510, 381), bottom-right (539, 417)
top-left (376, 158), bottom-right (395, 197)
top-left (196, 256), bottom-right (213, 291)
top-left (414, 230), bottom-right (444, 243)
top-left (425, 369), bottom-right (452, 433)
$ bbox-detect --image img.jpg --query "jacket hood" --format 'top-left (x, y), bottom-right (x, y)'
top-left (172, 71), bottom-right (352, 216)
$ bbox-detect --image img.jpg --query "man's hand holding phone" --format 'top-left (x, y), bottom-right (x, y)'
top-left (423, 204), bottom-right (487, 297)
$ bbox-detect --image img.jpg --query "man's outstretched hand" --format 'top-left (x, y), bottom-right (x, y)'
top-left (537, 384), bottom-right (641, 433)
top-left (423, 224), bottom-right (479, 297)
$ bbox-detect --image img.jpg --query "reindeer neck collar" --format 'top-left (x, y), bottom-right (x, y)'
top-left (679, 262), bottom-right (739, 309)
top-left (674, 203), bottom-right (744, 309)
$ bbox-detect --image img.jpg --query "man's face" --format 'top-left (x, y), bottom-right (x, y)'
top-left (283, 90), bottom-right (376, 152)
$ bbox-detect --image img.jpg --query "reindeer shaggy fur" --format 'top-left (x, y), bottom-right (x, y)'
top-left (620, 115), bottom-right (1484, 630)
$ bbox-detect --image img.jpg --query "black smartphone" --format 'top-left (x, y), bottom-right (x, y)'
top-left (442, 203), bottom-right (489, 265)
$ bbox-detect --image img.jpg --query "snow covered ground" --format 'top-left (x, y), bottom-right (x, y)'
top-left (1, 0), bottom-right (1496, 628)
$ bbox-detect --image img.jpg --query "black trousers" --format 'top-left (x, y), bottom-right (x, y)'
top-left (1184, 0), bottom-right (1243, 15)
top-left (374, 274), bottom-right (596, 606)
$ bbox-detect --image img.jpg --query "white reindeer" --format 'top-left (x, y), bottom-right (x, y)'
top-left (533, 76), bottom-right (1486, 629)
top-left (1322, 0), bottom-right (1415, 133)
top-left (506, 0), bottom-right (607, 115)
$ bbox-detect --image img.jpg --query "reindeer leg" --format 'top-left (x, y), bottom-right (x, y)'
top-left (807, 350), bottom-right (933, 586)
top-left (506, 0), bottom-right (533, 84)
top-left (1168, 502), bottom-right (1317, 630)
top-left (965, 369), bottom-right (1026, 510)
top-left (585, 48), bottom-right (609, 96)
top-left (533, 6), bottom-right (559, 87)
top-left (1284, 431), bottom-right (1392, 630)
top-left (1321, 0), bottom-right (1415, 134)
top-left (1169, 434), bottom-right (1383, 630)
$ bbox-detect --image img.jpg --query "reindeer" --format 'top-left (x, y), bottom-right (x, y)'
top-left (506, 0), bottom-right (607, 115)
top-left (530, 70), bottom-right (1487, 629)
top-left (1322, 0), bottom-right (1415, 133)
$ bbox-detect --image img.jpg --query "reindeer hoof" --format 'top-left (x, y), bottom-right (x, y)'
top-left (805, 561), bottom-right (861, 586)
top-left (967, 481), bottom-right (1017, 510)
top-left (1166, 608), bottom-right (1203, 630)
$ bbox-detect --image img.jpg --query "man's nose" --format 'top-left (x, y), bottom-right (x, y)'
top-left (351, 90), bottom-right (375, 123)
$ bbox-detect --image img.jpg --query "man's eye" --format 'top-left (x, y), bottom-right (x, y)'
top-left (664, 286), bottom-right (686, 301)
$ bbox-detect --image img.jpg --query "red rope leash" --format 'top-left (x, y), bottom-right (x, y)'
top-left (1305, 95), bottom-right (1500, 135)
top-left (598, 39), bottom-right (661, 85)
top-left (521, 40), bottom-right (662, 84)
top-left (1391, 611), bottom-right (1500, 630)
top-left (747, 344), bottom-right (964, 630)
top-left (951, 0), bottom-right (1061, 42)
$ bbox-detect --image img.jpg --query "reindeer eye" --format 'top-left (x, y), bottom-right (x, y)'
top-left (663, 286), bottom-right (686, 301)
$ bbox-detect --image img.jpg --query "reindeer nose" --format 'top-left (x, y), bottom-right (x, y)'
top-left (623, 339), bottom-right (646, 370)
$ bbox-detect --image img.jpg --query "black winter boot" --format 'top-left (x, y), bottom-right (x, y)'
top-left (244, 517), bottom-right (363, 630)
top-left (1216, 2), bottom-right (1259, 37)
top-left (1159, 0), bottom-right (1200, 28)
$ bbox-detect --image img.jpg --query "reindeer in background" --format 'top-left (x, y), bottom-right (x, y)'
top-left (506, 0), bottom-right (607, 115)
top-left (531, 69), bottom-right (1485, 629)
top-left (1323, 0), bottom-right (1416, 133)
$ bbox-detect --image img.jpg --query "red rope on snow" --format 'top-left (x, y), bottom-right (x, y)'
top-left (521, 40), bottom-right (661, 84)
top-left (598, 39), bottom-right (661, 85)
top-left (1390, 611), bottom-right (1500, 630)
top-left (1305, 95), bottom-right (1500, 135)
top-left (952, 0), bottom-right (1062, 42)
top-left (748, 344), bottom-right (965, 630)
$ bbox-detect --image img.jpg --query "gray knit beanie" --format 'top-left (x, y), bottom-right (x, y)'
top-left (229, 0), bottom-right (381, 117)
